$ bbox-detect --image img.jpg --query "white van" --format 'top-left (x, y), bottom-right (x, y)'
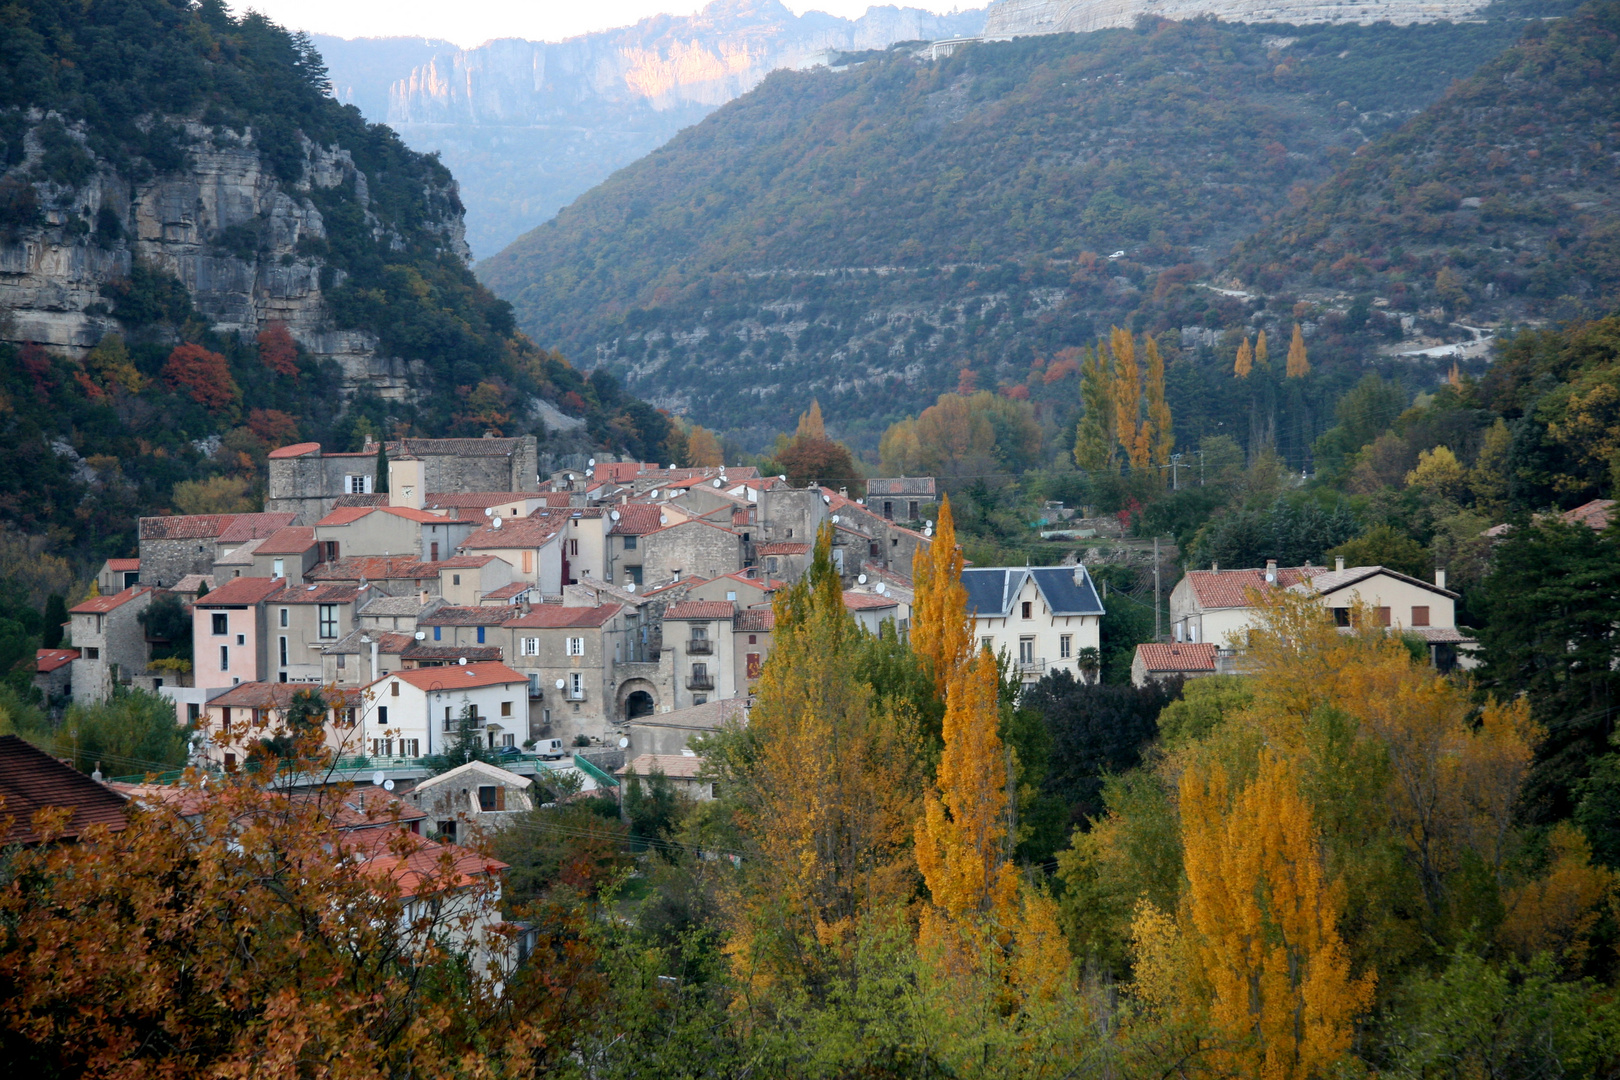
top-left (537, 738), bottom-right (566, 760)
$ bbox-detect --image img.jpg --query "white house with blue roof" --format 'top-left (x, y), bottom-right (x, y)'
top-left (961, 566), bottom-right (1106, 684)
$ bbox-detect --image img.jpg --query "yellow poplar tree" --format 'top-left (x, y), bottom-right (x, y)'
top-left (1074, 346), bottom-right (1117, 472)
top-left (1111, 328), bottom-right (1151, 467)
top-left (1286, 323), bottom-right (1310, 378)
top-left (1234, 336), bottom-right (1253, 378)
top-left (1145, 335), bottom-right (1173, 467)
top-left (1135, 751), bottom-right (1375, 1080)
top-left (1255, 328), bottom-right (1270, 371)
top-left (796, 399), bottom-right (827, 440)
top-left (910, 496), bottom-right (972, 698)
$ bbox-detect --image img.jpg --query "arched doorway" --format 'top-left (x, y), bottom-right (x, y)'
top-left (616, 678), bottom-right (660, 723)
top-left (626, 691), bottom-right (655, 721)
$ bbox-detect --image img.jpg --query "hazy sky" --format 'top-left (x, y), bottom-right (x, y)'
top-left (237, 1), bottom-right (983, 48)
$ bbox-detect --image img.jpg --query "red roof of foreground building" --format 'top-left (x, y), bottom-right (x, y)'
top-left (69, 586), bottom-right (152, 614)
top-left (267, 441), bottom-right (322, 459)
top-left (382, 662), bottom-right (529, 692)
top-left (1181, 567), bottom-right (1313, 610)
top-left (0, 735), bottom-right (128, 845)
top-left (505, 604), bottom-right (622, 629)
top-left (663, 600), bottom-right (736, 621)
top-left (192, 577), bottom-right (286, 607)
top-left (105, 558), bottom-right (140, 571)
top-left (1135, 642), bottom-right (1219, 673)
top-left (34, 648), bottom-right (78, 673)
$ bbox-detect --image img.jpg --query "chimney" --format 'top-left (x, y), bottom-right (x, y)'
top-left (369, 637), bottom-right (379, 683)
top-left (1435, 568), bottom-right (1447, 590)
top-left (1335, 556), bottom-right (1345, 573)
top-left (1265, 559), bottom-right (1277, 584)
top-left (1211, 562), bottom-right (1219, 574)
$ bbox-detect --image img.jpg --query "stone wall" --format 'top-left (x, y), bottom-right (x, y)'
top-left (640, 521), bottom-right (744, 584)
top-left (139, 536), bottom-right (219, 589)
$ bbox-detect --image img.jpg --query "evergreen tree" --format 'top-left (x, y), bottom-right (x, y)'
top-left (374, 441), bottom-right (389, 494)
top-left (41, 594), bottom-right (67, 650)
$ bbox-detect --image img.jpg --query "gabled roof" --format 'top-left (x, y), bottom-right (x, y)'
top-left (1135, 642), bottom-right (1218, 673)
top-left (720, 571), bottom-right (784, 592)
top-left (1304, 565), bottom-right (1460, 601)
top-left (458, 517), bottom-right (565, 549)
top-left (413, 759), bottom-right (531, 793)
top-left (482, 582), bottom-right (533, 601)
top-left (645, 516), bottom-right (739, 539)
top-left (419, 605), bottom-right (514, 627)
top-left (607, 504), bottom-right (667, 535)
top-left (34, 648), bottom-right (77, 673)
top-left (217, 513), bottom-right (298, 544)
top-left (1564, 498), bottom-right (1615, 530)
top-left (0, 735), bottom-right (128, 845)
top-left (504, 604), bottom-right (623, 629)
top-left (104, 558), bottom-right (140, 571)
top-left (256, 526), bottom-right (317, 555)
top-left (274, 582), bottom-right (363, 605)
top-left (192, 577), bottom-right (286, 607)
top-left (735, 606), bottom-right (776, 632)
top-left (140, 514), bottom-right (238, 540)
top-left (379, 662), bottom-right (528, 692)
top-left (308, 556), bottom-right (439, 582)
top-left (70, 586), bottom-right (152, 615)
top-left (866, 477), bottom-right (936, 497)
top-left (844, 590), bottom-right (898, 611)
top-left (1181, 566), bottom-right (1313, 610)
top-left (316, 505), bottom-right (442, 527)
top-left (961, 567), bottom-right (1105, 618)
top-left (214, 537), bottom-right (265, 565)
top-left (664, 600), bottom-right (736, 621)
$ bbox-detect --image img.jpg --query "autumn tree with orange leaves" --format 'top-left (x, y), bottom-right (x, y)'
top-left (162, 343), bottom-right (239, 411)
top-left (910, 495), bottom-right (972, 697)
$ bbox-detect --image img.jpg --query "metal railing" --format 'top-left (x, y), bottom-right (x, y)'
top-left (1016, 657), bottom-right (1046, 673)
top-left (685, 675), bottom-right (715, 691)
top-left (685, 639), bottom-right (713, 655)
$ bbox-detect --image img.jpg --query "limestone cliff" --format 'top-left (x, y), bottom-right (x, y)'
top-left (0, 112), bottom-right (466, 399)
top-left (982, 0), bottom-right (1492, 35)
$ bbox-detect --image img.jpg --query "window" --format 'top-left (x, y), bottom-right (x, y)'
top-left (378, 706), bottom-right (388, 724)
top-left (1021, 601), bottom-right (1033, 619)
top-left (1411, 606), bottom-right (1430, 627)
top-left (521, 637), bottom-right (539, 656)
top-left (437, 821), bottom-right (457, 843)
top-left (502, 734), bottom-right (514, 748)
top-left (521, 550), bottom-right (533, 574)
top-left (337, 653), bottom-right (346, 669)
top-left (279, 608), bottom-right (289, 628)
top-left (1019, 638), bottom-right (1035, 664)
top-left (567, 637), bottom-right (584, 656)
top-left (568, 539), bottom-right (578, 557)
top-left (452, 574), bottom-right (461, 586)
top-left (387, 681), bottom-right (398, 698)
top-left (477, 626), bottom-right (486, 644)
top-left (529, 673), bottom-right (541, 697)
top-left (272, 558), bottom-right (285, 579)
top-left (236, 633), bottom-right (245, 646)
top-left (623, 535), bottom-right (637, 550)
top-left (725, 591), bottom-right (736, 601)
top-left (746, 652), bottom-right (762, 679)
top-left (625, 565), bottom-right (643, 585)
top-left (909, 501), bottom-right (919, 519)
top-left (220, 645), bottom-right (229, 671)
top-left (443, 707), bottom-right (455, 731)
top-left (748, 634), bottom-right (757, 645)
top-left (478, 786), bottom-right (500, 811)
top-left (347, 474), bottom-right (372, 494)
top-left (882, 500), bottom-right (893, 519)
top-left (318, 605), bottom-right (338, 639)
top-left (501, 700), bottom-right (512, 717)
top-left (212, 613), bottom-right (228, 636)
top-left (1060, 634), bottom-right (1072, 659)
top-left (220, 707), bottom-right (231, 733)
top-left (83, 646), bottom-right (99, 660)
top-left (981, 636), bottom-right (994, 652)
top-left (1332, 608), bottom-right (1351, 628)
top-left (433, 626), bottom-right (441, 641)
top-left (569, 672), bottom-right (584, 699)
top-left (694, 695), bottom-right (707, 705)
top-left (691, 627), bottom-right (707, 642)
top-left (124, 570), bottom-right (140, 588)
top-left (402, 739), bottom-right (418, 757)
top-left (279, 637), bottom-right (288, 666)
top-left (430, 542), bottom-right (439, 562)
top-left (224, 753), bottom-right (237, 773)
top-left (1376, 607), bottom-right (1392, 627)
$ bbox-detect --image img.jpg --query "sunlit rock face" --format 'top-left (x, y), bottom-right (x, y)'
top-left (983, 0), bottom-right (1493, 36)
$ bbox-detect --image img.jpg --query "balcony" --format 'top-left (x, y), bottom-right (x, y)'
top-left (686, 674), bottom-right (715, 691)
top-left (1016, 657), bottom-right (1046, 677)
top-left (685, 639), bottom-right (713, 655)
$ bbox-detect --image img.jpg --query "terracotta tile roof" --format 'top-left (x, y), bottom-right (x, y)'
top-left (504, 604), bottom-right (623, 629)
top-left (140, 513), bottom-right (238, 540)
top-left (607, 504), bottom-right (667, 535)
top-left (482, 582), bottom-right (533, 600)
top-left (1183, 567), bottom-right (1312, 610)
top-left (316, 505), bottom-right (442, 526)
top-left (401, 643), bottom-right (505, 663)
top-left (1401, 626), bottom-right (1478, 645)
top-left (424, 492), bottom-right (532, 510)
top-left (323, 629), bottom-right (415, 655)
top-left (360, 834), bottom-right (508, 899)
top-left (105, 558), bottom-right (140, 571)
top-left (380, 662), bottom-right (528, 692)
top-left (358, 594), bottom-right (427, 617)
top-left (0, 735), bottom-right (128, 845)
top-left (434, 555), bottom-right (500, 569)
top-left (34, 648), bottom-right (77, 673)
top-left (631, 698), bottom-right (747, 730)
top-left (390, 435), bottom-right (528, 459)
top-left (618, 753), bottom-right (707, 780)
top-left (419, 606), bottom-right (514, 627)
top-left (1564, 499), bottom-right (1615, 529)
top-left (1136, 642), bottom-right (1219, 673)
top-left (267, 441), bottom-right (322, 459)
top-left (756, 542), bottom-right (810, 556)
top-left (274, 582), bottom-right (363, 604)
top-left (332, 493), bottom-right (389, 509)
top-left (865, 477), bottom-right (936, 497)
top-left (309, 557), bottom-right (438, 582)
top-left (173, 574), bottom-right (215, 594)
top-left (192, 577), bottom-right (286, 607)
top-left (217, 513), bottom-right (298, 544)
top-left (664, 600), bottom-right (736, 621)
top-left (723, 572), bottom-right (784, 591)
top-left (844, 590), bottom-right (898, 611)
top-left (255, 526), bottom-right (316, 555)
top-left (206, 682), bottom-right (362, 709)
top-left (69, 586), bottom-right (151, 615)
top-left (459, 517), bottom-right (565, 549)
top-left (735, 607), bottom-right (776, 632)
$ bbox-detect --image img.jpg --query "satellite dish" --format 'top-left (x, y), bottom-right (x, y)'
top-left (831, 514), bottom-right (840, 524)
top-left (618, 736), bottom-right (629, 749)
top-left (485, 507), bottom-right (494, 517)
top-left (668, 463), bottom-right (676, 470)
top-left (383, 779), bottom-right (395, 791)
top-left (821, 494), bottom-right (831, 505)
top-left (372, 770), bottom-right (385, 786)
top-left (650, 489), bottom-right (660, 499)
top-left (624, 582), bottom-right (636, 593)
top-left (588, 458), bottom-right (596, 467)
top-left (857, 573), bottom-right (867, 584)
top-left (610, 509), bottom-right (621, 522)
top-left (555, 678), bottom-right (566, 690)
top-left (779, 474), bottom-right (787, 481)
top-left (458, 656), bottom-right (467, 666)
top-left (492, 516), bottom-right (503, 529)
top-left (659, 514), bottom-right (668, 525)
top-left (876, 582), bottom-right (887, 595)
top-left (567, 473), bottom-right (574, 482)
top-left (713, 478), bottom-right (722, 487)
top-left (414, 630), bottom-right (425, 640)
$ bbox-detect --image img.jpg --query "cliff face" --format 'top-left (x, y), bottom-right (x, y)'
top-left (982, 0), bottom-right (1493, 35)
top-left (0, 113), bottom-right (467, 398)
top-left (317, 0), bottom-right (988, 257)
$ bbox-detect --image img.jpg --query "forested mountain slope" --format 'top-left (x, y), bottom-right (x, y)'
top-left (479, 16), bottom-right (1531, 446)
top-left (0, 0), bottom-right (672, 566)
top-left (1229, 0), bottom-right (1620, 323)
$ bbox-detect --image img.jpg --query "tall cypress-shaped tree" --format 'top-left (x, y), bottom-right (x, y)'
top-left (1286, 323), bottom-right (1311, 378)
top-left (910, 497), bottom-right (971, 699)
top-left (42, 595), bottom-right (67, 650)
top-left (1111, 328), bottom-right (1151, 468)
top-left (1074, 346), bottom-right (1116, 473)
top-left (375, 442), bottom-right (390, 494)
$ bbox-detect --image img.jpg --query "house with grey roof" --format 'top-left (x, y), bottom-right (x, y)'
top-left (961, 566), bottom-right (1106, 684)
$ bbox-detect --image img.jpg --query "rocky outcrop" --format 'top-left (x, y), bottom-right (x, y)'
top-left (982, 0), bottom-right (1493, 36)
top-left (0, 112), bottom-right (467, 398)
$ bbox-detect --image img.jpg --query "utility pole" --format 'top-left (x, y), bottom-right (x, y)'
top-left (1170, 452), bottom-right (1183, 491)
top-left (1153, 536), bottom-right (1161, 642)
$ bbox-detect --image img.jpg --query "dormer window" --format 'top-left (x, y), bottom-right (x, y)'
top-left (1021, 601), bottom-right (1032, 619)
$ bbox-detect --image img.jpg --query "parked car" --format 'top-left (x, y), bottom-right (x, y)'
top-left (536, 738), bottom-right (566, 760)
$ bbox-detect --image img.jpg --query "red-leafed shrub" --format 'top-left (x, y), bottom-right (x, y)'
top-left (248, 408), bottom-right (299, 446)
top-left (162, 344), bottom-right (239, 411)
top-left (256, 323), bottom-right (299, 377)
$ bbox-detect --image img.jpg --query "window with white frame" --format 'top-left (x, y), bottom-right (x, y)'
top-left (279, 607), bottom-right (289, 627)
top-left (318, 604), bottom-right (338, 639)
top-left (1060, 634), bottom-right (1072, 659)
top-left (1019, 637), bottom-right (1035, 664)
top-left (566, 637), bottom-right (584, 656)
top-left (347, 474), bottom-right (372, 494)
top-left (521, 637), bottom-right (540, 656)
top-left (569, 672), bottom-right (584, 699)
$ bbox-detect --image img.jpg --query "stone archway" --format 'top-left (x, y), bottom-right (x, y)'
top-left (616, 678), bottom-right (659, 723)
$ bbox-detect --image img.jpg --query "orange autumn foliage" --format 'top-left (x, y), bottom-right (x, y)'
top-left (162, 343), bottom-right (238, 411)
top-left (909, 495), bottom-right (972, 697)
top-left (256, 322), bottom-right (300, 377)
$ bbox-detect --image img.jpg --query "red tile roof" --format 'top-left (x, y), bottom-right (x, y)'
top-left (504, 604), bottom-right (623, 629)
top-left (459, 517), bottom-right (565, 549)
top-left (1183, 567), bottom-right (1312, 610)
top-left (139, 514), bottom-right (238, 540)
top-left (360, 833), bottom-right (507, 899)
top-left (607, 504), bottom-right (667, 535)
top-left (274, 582), bottom-right (363, 604)
top-left (217, 513), bottom-right (298, 544)
top-left (723, 571), bottom-right (784, 591)
top-left (34, 648), bottom-right (77, 674)
top-left (1564, 499), bottom-right (1615, 530)
top-left (255, 526), bottom-right (316, 555)
top-left (267, 441), bottom-right (322, 459)
top-left (105, 558), bottom-right (140, 571)
top-left (617, 753), bottom-right (706, 780)
top-left (381, 662), bottom-right (528, 692)
top-left (434, 554), bottom-right (500, 568)
top-left (481, 582), bottom-right (533, 600)
top-left (308, 557), bottom-right (438, 582)
top-left (0, 735), bottom-right (128, 845)
top-left (316, 505), bottom-right (442, 526)
top-left (664, 600), bottom-right (736, 620)
top-left (1136, 642), bottom-right (1219, 673)
top-left (844, 590), bottom-right (899, 611)
top-left (401, 644), bottom-right (505, 663)
top-left (192, 577), bottom-right (286, 607)
top-left (206, 682), bottom-right (362, 709)
top-left (735, 607), bottom-right (776, 632)
top-left (69, 586), bottom-right (151, 615)
top-left (424, 492), bottom-right (532, 509)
